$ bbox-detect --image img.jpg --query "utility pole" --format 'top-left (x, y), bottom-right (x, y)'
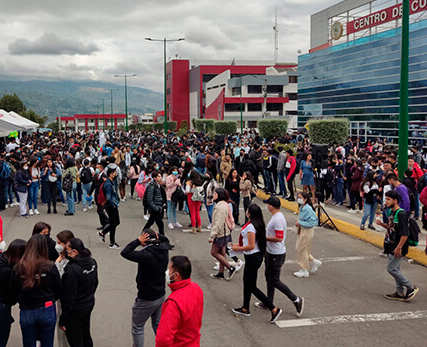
top-left (111, 89), bottom-right (114, 131)
top-left (114, 74), bottom-right (137, 131)
top-left (240, 76), bottom-right (243, 134)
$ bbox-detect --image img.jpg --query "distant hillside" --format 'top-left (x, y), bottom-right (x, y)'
top-left (0, 79), bottom-right (163, 123)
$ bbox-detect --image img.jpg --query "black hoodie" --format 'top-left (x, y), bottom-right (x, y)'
top-left (59, 255), bottom-right (98, 326)
top-left (120, 235), bottom-right (169, 301)
top-left (0, 253), bottom-right (15, 306)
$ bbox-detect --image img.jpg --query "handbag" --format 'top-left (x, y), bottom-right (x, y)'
top-left (171, 186), bottom-right (186, 202)
top-left (48, 175), bottom-right (57, 183)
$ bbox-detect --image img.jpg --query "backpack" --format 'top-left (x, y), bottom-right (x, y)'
top-left (191, 186), bottom-right (205, 201)
top-left (0, 161), bottom-right (11, 180)
top-left (196, 153), bottom-right (206, 168)
top-left (390, 209), bottom-right (421, 246)
top-left (171, 186), bottom-right (186, 203)
top-left (80, 167), bottom-right (93, 184)
top-left (97, 182), bottom-right (106, 206)
top-left (208, 154), bottom-right (217, 168)
top-left (62, 172), bottom-right (74, 192)
top-left (417, 173), bottom-right (427, 194)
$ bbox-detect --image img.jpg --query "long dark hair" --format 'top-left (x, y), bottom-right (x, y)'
top-left (57, 230), bottom-right (75, 255)
top-left (226, 169), bottom-right (240, 183)
top-left (247, 204), bottom-right (266, 254)
top-left (68, 238), bottom-right (91, 257)
top-left (32, 222), bottom-right (51, 236)
top-left (243, 171), bottom-right (254, 183)
top-left (360, 171), bottom-right (376, 191)
top-left (65, 158), bottom-right (76, 170)
top-left (14, 234), bottom-right (51, 289)
top-left (189, 169), bottom-right (202, 186)
top-left (299, 191), bottom-right (315, 211)
top-left (214, 187), bottom-right (230, 203)
top-left (5, 239), bottom-right (27, 267)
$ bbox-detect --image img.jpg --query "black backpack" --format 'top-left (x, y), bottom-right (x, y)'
top-left (80, 167), bottom-right (93, 184)
top-left (62, 173), bottom-right (74, 192)
top-left (418, 173), bottom-right (427, 194)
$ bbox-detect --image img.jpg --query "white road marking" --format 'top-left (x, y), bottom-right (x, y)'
top-left (284, 256), bottom-right (373, 264)
top-left (182, 229), bottom-right (208, 233)
top-left (276, 310), bottom-right (427, 328)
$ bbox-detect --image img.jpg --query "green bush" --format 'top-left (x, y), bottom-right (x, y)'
top-left (274, 142), bottom-right (296, 155)
top-left (130, 123), bottom-right (153, 131)
top-left (194, 119), bottom-right (215, 132)
top-left (179, 120), bottom-right (188, 130)
top-left (142, 124), bottom-right (153, 132)
top-left (153, 121), bottom-right (177, 132)
top-left (214, 121), bottom-right (237, 135)
top-left (258, 119), bottom-right (288, 139)
top-left (191, 118), bottom-right (196, 129)
top-left (308, 118), bottom-right (349, 145)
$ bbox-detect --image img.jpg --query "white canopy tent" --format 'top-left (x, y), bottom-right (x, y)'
top-left (8, 111), bottom-right (40, 130)
top-left (0, 111), bottom-right (26, 136)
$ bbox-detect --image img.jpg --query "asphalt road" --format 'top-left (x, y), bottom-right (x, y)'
top-left (2, 195), bottom-right (427, 347)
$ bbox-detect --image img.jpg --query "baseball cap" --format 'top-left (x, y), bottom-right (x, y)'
top-left (262, 196), bottom-right (281, 208)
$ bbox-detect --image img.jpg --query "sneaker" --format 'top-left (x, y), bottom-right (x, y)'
top-left (120, 198), bottom-right (125, 202)
top-left (368, 224), bottom-right (376, 231)
top-left (109, 243), bottom-right (121, 250)
top-left (29, 209), bottom-right (34, 216)
top-left (83, 208), bottom-right (88, 212)
top-left (174, 222), bottom-right (183, 228)
top-left (207, 224), bottom-right (212, 230)
top-left (34, 209), bottom-right (40, 215)
top-left (310, 259), bottom-right (322, 274)
top-left (98, 231), bottom-right (105, 243)
top-left (4, 204), bottom-right (7, 209)
top-left (270, 308), bottom-right (283, 323)
top-left (210, 272), bottom-right (224, 279)
top-left (143, 215), bottom-right (149, 221)
top-left (293, 269), bottom-right (309, 278)
top-left (62, 203), bottom-right (67, 207)
top-left (379, 251), bottom-right (387, 258)
top-left (88, 205), bottom-right (93, 210)
top-left (356, 209), bottom-right (363, 213)
top-left (254, 302), bottom-right (268, 310)
top-left (405, 286), bottom-right (419, 301)
top-left (294, 297), bottom-right (304, 318)
top-left (213, 263), bottom-right (219, 271)
top-left (235, 260), bottom-right (244, 272)
top-left (360, 225), bottom-right (365, 230)
top-left (232, 307), bottom-right (251, 317)
top-left (384, 292), bottom-right (406, 301)
top-left (21, 214), bottom-right (28, 218)
top-left (135, 197), bottom-right (141, 201)
top-left (47, 209), bottom-right (51, 214)
top-left (227, 266), bottom-right (236, 280)
top-left (64, 212), bottom-right (74, 216)
top-left (168, 223), bottom-right (174, 230)
top-left (347, 209), bottom-right (356, 214)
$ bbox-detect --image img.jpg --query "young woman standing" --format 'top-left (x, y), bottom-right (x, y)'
top-left (225, 169), bottom-right (241, 225)
top-left (231, 204), bottom-right (283, 323)
top-left (294, 192), bottom-right (321, 278)
top-left (128, 159), bottom-right (141, 199)
top-left (165, 166), bottom-right (182, 229)
top-left (360, 171), bottom-right (380, 231)
top-left (63, 158), bottom-right (78, 216)
top-left (14, 161), bottom-right (31, 218)
top-left (41, 159), bottom-right (60, 214)
top-left (28, 157), bottom-right (41, 216)
top-left (186, 169), bottom-right (203, 234)
top-left (240, 171), bottom-right (254, 224)
top-left (299, 153), bottom-right (316, 204)
top-left (205, 171), bottom-right (219, 229)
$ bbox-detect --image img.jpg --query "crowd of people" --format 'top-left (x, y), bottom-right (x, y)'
top-left (0, 128), bottom-right (425, 346)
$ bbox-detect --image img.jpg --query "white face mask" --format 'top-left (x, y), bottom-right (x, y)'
top-left (55, 243), bottom-right (64, 253)
top-left (0, 240), bottom-right (6, 253)
top-left (297, 198), bottom-right (305, 205)
top-left (165, 269), bottom-right (176, 284)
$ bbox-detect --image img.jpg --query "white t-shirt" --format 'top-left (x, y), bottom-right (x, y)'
top-left (241, 223), bottom-right (260, 255)
top-left (266, 212), bottom-right (287, 255)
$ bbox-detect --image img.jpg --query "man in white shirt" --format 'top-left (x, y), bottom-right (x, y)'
top-left (255, 197), bottom-right (304, 317)
top-left (6, 139), bottom-right (19, 153)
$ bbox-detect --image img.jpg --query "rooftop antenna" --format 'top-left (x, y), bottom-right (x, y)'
top-left (273, 6), bottom-right (278, 65)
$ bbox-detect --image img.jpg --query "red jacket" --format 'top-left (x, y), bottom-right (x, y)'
top-left (411, 163), bottom-right (424, 183)
top-left (419, 186), bottom-right (427, 207)
top-left (156, 278), bottom-right (204, 347)
top-left (286, 156), bottom-right (297, 181)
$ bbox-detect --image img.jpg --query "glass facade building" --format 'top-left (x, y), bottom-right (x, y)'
top-left (298, 19), bottom-right (427, 143)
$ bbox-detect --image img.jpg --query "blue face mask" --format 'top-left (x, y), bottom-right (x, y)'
top-left (188, 173), bottom-right (190, 178)
top-left (173, 171), bottom-right (178, 175)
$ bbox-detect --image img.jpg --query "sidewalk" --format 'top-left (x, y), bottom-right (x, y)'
top-left (256, 190), bottom-right (427, 267)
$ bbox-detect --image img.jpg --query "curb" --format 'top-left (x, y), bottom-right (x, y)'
top-left (256, 190), bottom-right (427, 267)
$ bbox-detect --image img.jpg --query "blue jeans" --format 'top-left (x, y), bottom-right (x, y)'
top-left (57, 181), bottom-right (65, 203)
top-left (74, 183), bottom-right (82, 203)
top-left (4, 180), bottom-right (13, 205)
top-left (414, 192), bottom-right (420, 218)
top-left (0, 302), bottom-right (12, 347)
top-left (167, 200), bottom-right (177, 224)
top-left (361, 200), bottom-right (378, 226)
top-left (333, 178), bottom-right (344, 204)
top-left (205, 203), bottom-right (214, 224)
top-left (67, 183), bottom-right (77, 214)
top-left (278, 171), bottom-right (287, 196)
top-left (28, 181), bottom-right (40, 210)
top-left (20, 304), bottom-right (56, 347)
top-left (82, 183), bottom-right (92, 208)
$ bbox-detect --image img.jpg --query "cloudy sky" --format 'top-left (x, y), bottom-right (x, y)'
top-left (0, 0), bottom-right (337, 92)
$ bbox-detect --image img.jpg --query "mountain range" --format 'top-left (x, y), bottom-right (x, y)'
top-left (0, 79), bottom-right (163, 123)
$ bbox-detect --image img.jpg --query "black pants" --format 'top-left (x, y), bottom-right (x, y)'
top-left (265, 253), bottom-right (297, 303)
top-left (65, 310), bottom-right (93, 347)
top-left (243, 197), bottom-right (251, 224)
top-left (287, 175), bottom-right (295, 199)
top-left (104, 206), bottom-right (120, 244)
top-left (130, 179), bottom-right (138, 197)
top-left (230, 192), bottom-right (240, 224)
top-left (350, 190), bottom-right (363, 210)
top-left (144, 209), bottom-right (164, 235)
top-left (243, 253), bottom-right (274, 311)
top-left (46, 181), bottom-right (57, 211)
top-left (96, 203), bottom-right (109, 227)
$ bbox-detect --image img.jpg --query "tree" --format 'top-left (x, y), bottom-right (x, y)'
top-left (23, 110), bottom-right (47, 127)
top-left (46, 121), bottom-right (59, 132)
top-left (308, 118), bottom-right (349, 145)
top-left (0, 93), bottom-right (26, 113)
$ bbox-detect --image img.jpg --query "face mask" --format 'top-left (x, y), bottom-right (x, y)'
top-left (23, 166), bottom-right (28, 170)
top-left (44, 233), bottom-right (51, 239)
top-left (0, 240), bottom-right (6, 253)
top-left (65, 254), bottom-right (72, 261)
top-left (165, 269), bottom-right (176, 284)
top-left (173, 171), bottom-right (178, 176)
top-left (55, 243), bottom-right (64, 253)
top-left (297, 198), bottom-right (304, 205)
top-left (155, 166), bottom-right (159, 170)
top-left (187, 173), bottom-right (190, 178)
top-left (95, 168), bottom-right (100, 174)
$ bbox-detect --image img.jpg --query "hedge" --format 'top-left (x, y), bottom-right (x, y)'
top-left (258, 119), bottom-right (288, 139)
top-left (179, 120), bottom-right (188, 130)
top-left (153, 121), bottom-right (177, 132)
top-left (308, 118), bottom-right (349, 145)
top-left (214, 121), bottom-right (237, 135)
top-left (178, 120), bottom-right (188, 137)
top-left (194, 119), bottom-right (215, 132)
top-left (274, 142), bottom-right (296, 155)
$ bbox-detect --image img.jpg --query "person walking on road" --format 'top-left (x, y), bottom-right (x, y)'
top-left (156, 256), bottom-right (204, 347)
top-left (89, 160), bottom-right (110, 232)
top-left (144, 170), bottom-right (167, 238)
top-left (376, 190), bottom-right (419, 301)
top-left (359, 171), bottom-right (380, 231)
top-left (254, 196), bottom-right (304, 317)
top-left (294, 192), bottom-right (321, 278)
top-left (121, 229), bottom-right (169, 347)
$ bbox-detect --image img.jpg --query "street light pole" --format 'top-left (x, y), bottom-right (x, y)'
top-left (145, 37), bottom-right (185, 133)
top-left (240, 77), bottom-right (243, 134)
top-left (102, 98), bottom-right (105, 130)
top-left (114, 74), bottom-right (137, 131)
top-left (110, 89), bottom-right (114, 131)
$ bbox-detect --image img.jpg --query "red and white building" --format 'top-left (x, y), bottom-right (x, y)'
top-left (56, 114), bottom-right (126, 131)
top-left (165, 59), bottom-right (298, 130)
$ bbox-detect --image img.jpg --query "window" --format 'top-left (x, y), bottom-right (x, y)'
top-left (167, 73), bottom-right (171, 80)
top-left (248, 103), bottom-right (262, 111)
top-left (289, 76), bottom-right (298, 83)
top-left (267, 85), bottom-right (283, 94)
top-left (202, 74), bottom-right (217, 83)
top-left (248, 121), bottom-right (257, 128)
top-left (286, 111), bottom-right (298, 115)
top-left (287, 93), bottom-right (298, 100)
top-left (167, 88), bottom-right (171, 95)
top-left (225, 103), bottom-right (241, 112)
top-left (267, 103), bottom-right (283, 111)
top-left (248, 85), bottom-right (262, 94)
top-left (232, 87), bottom-right (241, 96)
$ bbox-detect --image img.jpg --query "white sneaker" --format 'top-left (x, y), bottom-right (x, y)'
top-left (62, 203), bottom-right (67, 207)
top-left (88, 205), bottom-right (93, 210)
top-left (120, 198), bottom-right (125, 202)
top-left (143, 215), bottom-right (149, 220)
top-left (83, 208), bottom-right (88, 212)
top-left (168, 223), bottom-right (174, 229)
top-left (174, 222), bottom-right (183, 228)
top-left (4, 204), bottom-right (8, 209)
top-left (34, 209), bottom-right (40, 215)
top-left (347, 209), bottom-right (356, 214)
top-left (207, 224), bottom-right (212, 230)
top-left (123, 197), bottom-right (126, 201)
top-left (310, 259), bottom-right (322, 274)
top-left (29, 209), bottom-right (34, 216)
top-left (213, 263), bottom-right (219, 271)
top-left (356, 209), bottom-right (363, 214)
top-left (136, 197), bottom-right (141, 201)
top-left (293, 269), bottom-right (309, 278)
top-left (235, 260), bottom-right (244, 272)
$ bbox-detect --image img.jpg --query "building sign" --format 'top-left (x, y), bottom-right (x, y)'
top-left (347, 0), bottom-right (427, 34)
top-left (331, 22), bottom-right (344, 40)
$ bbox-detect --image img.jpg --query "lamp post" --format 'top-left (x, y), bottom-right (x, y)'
top-left (114, 74), bottom-right (137, 131)
top-left (145, 37), bottom-right (185, 133)
top-left (240, 76), bottom-right (243, 134)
